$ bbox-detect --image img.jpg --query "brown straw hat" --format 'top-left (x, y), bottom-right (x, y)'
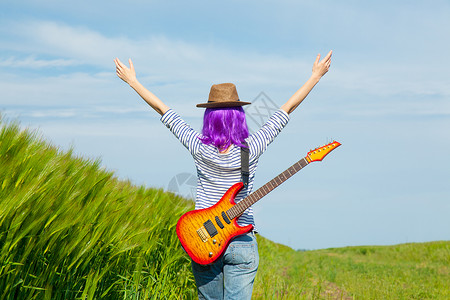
top-left (196, 83), bottom-right (251, 108)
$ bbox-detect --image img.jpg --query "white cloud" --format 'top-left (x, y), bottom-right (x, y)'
top-left (1, 16), bottom-right (449, 121)
top-left (4, 19), bottom-right (447, 93)
top-left (10, 21), bottom-right (208, 72)
top-left (2, 106), bottom-right (154, 120)
top-left (327, 62), bottom-right (450, 98)
top-left (0, 56), bottom-right (77, 68)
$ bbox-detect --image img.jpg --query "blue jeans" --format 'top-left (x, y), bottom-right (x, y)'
top-left (191, 232), bottom-right (259, 300)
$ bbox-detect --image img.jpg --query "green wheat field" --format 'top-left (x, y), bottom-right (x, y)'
top-left (1, 116), bottom-right (449, 299)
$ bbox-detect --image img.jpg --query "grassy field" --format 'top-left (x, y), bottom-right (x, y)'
top-left (255, 237), bottom-right (449, 299)
top-left (1, 117), bottom-right (449, 299)
top-left (0, 118), bottom-right (197, 299)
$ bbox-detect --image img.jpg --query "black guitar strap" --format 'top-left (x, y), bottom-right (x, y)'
top-left (241, 141), bottom-right (249, 189)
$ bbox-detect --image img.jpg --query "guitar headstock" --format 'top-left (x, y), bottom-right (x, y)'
top-left (306, 141), bottom-right (341, 163)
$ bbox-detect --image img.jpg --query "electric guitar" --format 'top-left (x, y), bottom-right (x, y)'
top-left (176, 141), bottom-right (341, 265)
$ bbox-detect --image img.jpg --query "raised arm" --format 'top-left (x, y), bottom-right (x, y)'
top-left (114, 58), bottom-right (169, 116)
top-left (280, 50), bottom-right (332, 115)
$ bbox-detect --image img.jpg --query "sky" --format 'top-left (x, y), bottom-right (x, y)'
top-left (1, 0), bottom-right (449, 250)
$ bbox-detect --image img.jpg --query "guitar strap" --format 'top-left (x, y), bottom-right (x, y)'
top-left (241, 141), bottom-right (249, 189)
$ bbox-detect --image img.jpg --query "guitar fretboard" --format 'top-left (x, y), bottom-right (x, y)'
top-left (227, 157), bottom-right (310, 219)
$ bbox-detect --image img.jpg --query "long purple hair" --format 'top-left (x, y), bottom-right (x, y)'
top-left (200, 107), bottom-right (249, 150)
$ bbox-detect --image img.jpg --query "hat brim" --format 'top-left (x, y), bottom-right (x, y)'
top-left (196, 101), bottom-right (251, 108)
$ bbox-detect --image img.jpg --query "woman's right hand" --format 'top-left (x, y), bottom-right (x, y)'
top-left (114, 58), bottom-right (137, 85)
top-left (311, 50), bottom-right (332, 80)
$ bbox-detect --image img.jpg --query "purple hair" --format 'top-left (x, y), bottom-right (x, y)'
top-left (200, 107), bottom-right (249, 150)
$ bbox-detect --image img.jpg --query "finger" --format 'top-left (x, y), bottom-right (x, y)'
top-left (322, 50), bottom-right (333, 63)
top-left (129, 58), bottom-right (134, 71)
top-left (115, 60), bottom-right (123, 71)
top-left (115, 58), bottom-right (126, 68)
top-left (315, 53), bottom-right (321, 65)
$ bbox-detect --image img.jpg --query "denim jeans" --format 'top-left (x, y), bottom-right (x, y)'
top-left (191, 232), bottom-right (259, 300)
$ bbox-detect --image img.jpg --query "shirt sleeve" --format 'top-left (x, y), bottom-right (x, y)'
top-left (160, 109), bottom-right (201, 156)
top-left (247, 109), bottom-right (290, 159)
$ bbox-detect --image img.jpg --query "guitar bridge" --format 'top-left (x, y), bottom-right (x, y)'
top-left (197, 227), bottom-right (209, 242)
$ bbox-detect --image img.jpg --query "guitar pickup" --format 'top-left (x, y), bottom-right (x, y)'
top-left (215, 216), bottom-right (224, 229)
top-left (221, 211), bottom-right (231, 224)
top-left (203, 220), bottom-right (218, 237)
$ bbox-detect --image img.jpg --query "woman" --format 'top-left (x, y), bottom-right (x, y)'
top-left (114, 51), bottom-right (332, 299)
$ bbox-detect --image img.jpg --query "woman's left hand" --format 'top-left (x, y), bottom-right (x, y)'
top-left (114, 58), bottom-right (137, 85)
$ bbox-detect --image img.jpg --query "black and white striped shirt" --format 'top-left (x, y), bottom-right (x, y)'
top-left (161, 109), bottom-right (290, 228)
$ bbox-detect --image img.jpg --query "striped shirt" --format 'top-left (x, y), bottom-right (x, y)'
top-left (161, 109), bottom-right (290, 228)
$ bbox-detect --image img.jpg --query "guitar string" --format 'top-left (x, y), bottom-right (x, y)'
top-left (227, 157), bottom-right (309, 219)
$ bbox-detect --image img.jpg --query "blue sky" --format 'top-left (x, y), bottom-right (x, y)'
top-left (1, 0), bottom-right (449, 250)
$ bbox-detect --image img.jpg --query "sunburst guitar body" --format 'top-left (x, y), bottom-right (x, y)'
top-left (176, 141), bottom-right (341, 265)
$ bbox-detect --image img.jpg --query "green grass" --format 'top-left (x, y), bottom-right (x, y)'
top-left (0, 118), bottom-right (196, 299)
top-left (1, 116), bottom-right (449, 299)
top-left (254, 237), bottom-right (450, 299)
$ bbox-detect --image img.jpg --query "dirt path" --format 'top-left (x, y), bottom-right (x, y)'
top-left (321, 281), bottom-right (353, 300)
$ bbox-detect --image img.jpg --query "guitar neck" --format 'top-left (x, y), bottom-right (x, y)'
top-left (227, 157), bottom-right (310, 219)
